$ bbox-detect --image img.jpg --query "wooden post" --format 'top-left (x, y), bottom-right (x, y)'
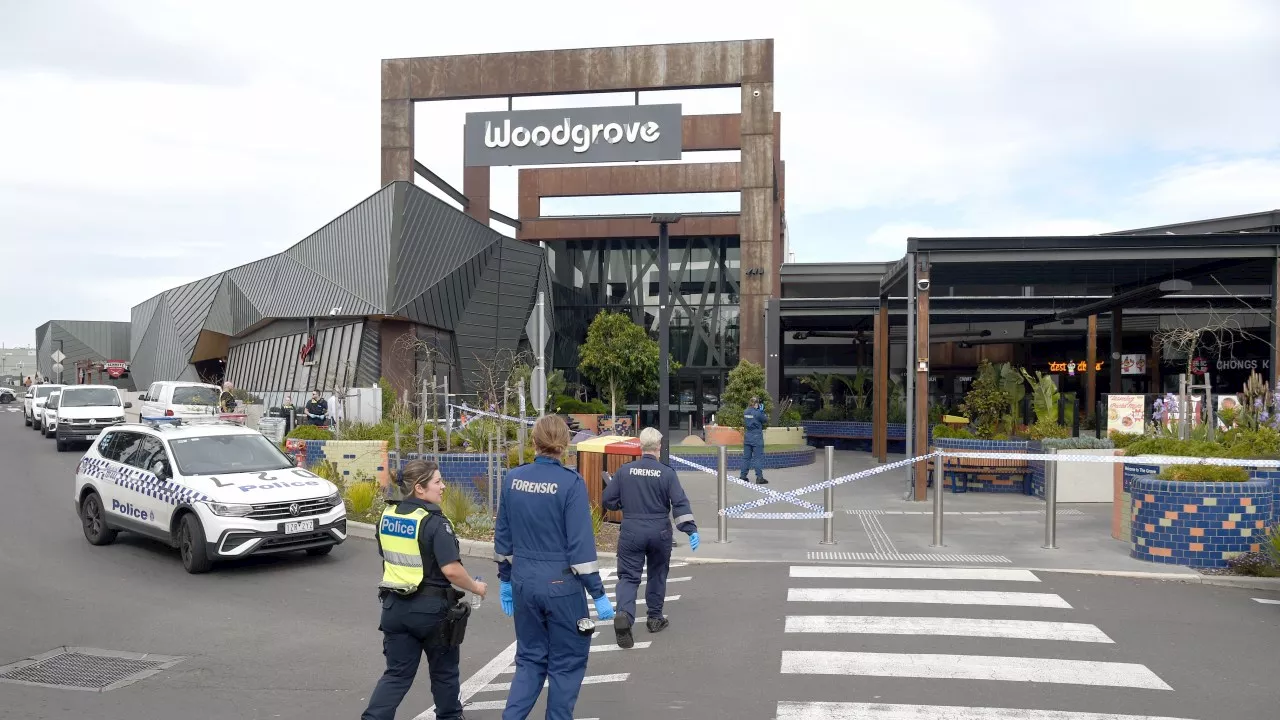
top-left (1151, 334), bottom-right (1162, 394)
top-left (1110, 309), bottom-right (1123, 397)
top-left (914, 265), bottom-right (931, 501)
top-left (1086, 315), bottom-right (1098, 420)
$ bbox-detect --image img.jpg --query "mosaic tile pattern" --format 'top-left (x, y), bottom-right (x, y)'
top-left (932, 438), bottom-right (1031, 494)
top-left (1128, 472), bottom-right (1275, 568)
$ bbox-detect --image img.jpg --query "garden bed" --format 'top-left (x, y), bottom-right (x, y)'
top-left (1127, 470), bottom-right (1276, 568)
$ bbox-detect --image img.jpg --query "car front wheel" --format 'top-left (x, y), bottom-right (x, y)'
top-left (23, 412), bottom-right (31, 427)
top-left (80, 493), bottom-right (119, 546)
top-left (178, 514), bottom-right (213, 574)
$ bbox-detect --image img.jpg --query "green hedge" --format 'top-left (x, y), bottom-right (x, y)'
top-left (552, 395), bottom-right (608, 414)
top-left (1156, 465), bottom-right (1250, 483)
top-left (1041, 436), bottom-right (1115, 450)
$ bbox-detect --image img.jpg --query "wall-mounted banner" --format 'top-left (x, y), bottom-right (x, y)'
top-left (1107, 394), bottom-right (1146, 435)
top-left (464, 104), bottom-right (683, 167)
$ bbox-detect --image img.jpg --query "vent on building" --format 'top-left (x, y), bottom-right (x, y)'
top-left (0, 647), bottom-right (184, 692)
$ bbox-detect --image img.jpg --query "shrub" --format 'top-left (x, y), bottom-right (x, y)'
top-left (719, 360), bottom-right (771, 430)
top-left (1156, 464), bottom-right (1250, 482)
top-left (506, 442), bottom-right (536, 466)
top-left (378, 377), bottom-right (396, 420)
top-left (1125, 437), bottom-right (1228, 459)
top-left (553, 395), bottom-right (608, 414)
top-left (440, 484), bottom-right (478, 525)
top-left (812, 407), bottom-right (845, 422)
top-left (1026, 420), bottom-right (1071, 441)
top-left (960, 360), bottom-right (1010, 438)
top-left (1041, 436), bottom-right (1115, 450)
top-left (1225, 550), bottom-right (1280, 577)
top-left (589, 501), bottom-right (604, 536)
top-left (344, 480), bottom-right (379, 516)
top-left (1220, 426), bottom-right (1280, 460)
top-left (932, 424), bottom-right (976, 440)
top-left (779, 405), bottom-right (803, 427)
top-left (308, 460), bottom-right (341, 485)
top-left (1108, 431), bottom-right (1143, 449)
top-left (287, 424), bottom-right (333, 441)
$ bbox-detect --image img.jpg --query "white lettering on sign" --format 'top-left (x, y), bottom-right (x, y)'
top-left (512, 478), bottom-right (559, 495)
top-left (1217, 359), bottom-right (1270, 371)
top-left (486, 117), bottom-right (662, 155)
top-left (629, 468), bottom-right (662, 478)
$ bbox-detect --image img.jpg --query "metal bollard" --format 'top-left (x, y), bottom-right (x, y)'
top-left (820, 445), bottom-right (837, 545)
top-left (1043, 447), bottom-right (1058, 549)
top-left (716, 445), bottom-right (729, 543)
top-left (931, 452), bottom-right (944, 547)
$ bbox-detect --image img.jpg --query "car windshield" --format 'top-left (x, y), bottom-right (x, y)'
top-left (61, 388), bottom-right (121, 407)
top-left (35, 386), bottom-right (58, 399)
top-left (168, 433), bottom-right (296, 476)
top-left (173, 387), bottom-right (220, 406)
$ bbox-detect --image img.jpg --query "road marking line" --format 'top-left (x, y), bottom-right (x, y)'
top-left (775, 701), bottom-right (1196, 719)
top-left (1253, 597), bottom-right (1280, 605)
top-left (788, 588), bottom-right (1071, 608)
top-left (412, 640), bottom-right (516, 720)
top-left (784, 615), bottom-right (1113, 643)
top-left (478, 673), bottom-right (629, 693)
top-left (807, 551), bottom-right (1013, 563)
top-left (780, 651), bottom-right (1171, 690)
top-left (789, 566), bottom-right (1040, 582)
top-left (591, 595), bottom-right (680, 614)
top-left (604, 576), bottom-right (692, 589)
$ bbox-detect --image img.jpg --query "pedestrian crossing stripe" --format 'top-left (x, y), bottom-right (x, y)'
top-left (848, 509), bottom-right (1087, 516)
top-left (788, 587), bottom-right (1072, 608)
top-left (808, 551), bottom-right (1013, 563)
top-left (775, 702), bottom-right (1197, 720)
top-left (780, 651), bottom-right (1173, 690)
top-left (789, 566), bottom-right (1039, 582)
top-left (1253, 597), bottom-right (1280, 605)
top-left (477, 673), bottom-right (629, 693)
top-left (785, 615), bottom-right (1114, 643)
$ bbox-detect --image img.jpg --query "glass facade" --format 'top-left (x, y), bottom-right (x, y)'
top-left (547, 236), bottom-right (741, 427)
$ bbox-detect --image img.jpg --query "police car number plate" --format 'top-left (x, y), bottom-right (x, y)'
top-left (283, 520), bottom-right (315, 534)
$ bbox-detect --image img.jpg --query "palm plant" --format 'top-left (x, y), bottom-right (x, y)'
top-left (838, 369), bottom-right (872, 410)
top-left (800, 373), bottom-right (837, 410)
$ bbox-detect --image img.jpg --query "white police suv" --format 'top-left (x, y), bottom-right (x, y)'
top-left (74, 417), bottom-right (346, 573)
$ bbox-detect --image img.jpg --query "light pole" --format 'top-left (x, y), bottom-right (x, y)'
top-left (651, 213), bottom-right (682, 465)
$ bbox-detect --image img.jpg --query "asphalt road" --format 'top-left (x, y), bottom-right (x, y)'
top-left (3, 409), bottom-right (1279, 720)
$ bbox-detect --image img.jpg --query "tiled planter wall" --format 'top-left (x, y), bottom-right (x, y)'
top-left (1128, 470), bottom-right (1276, 568)
top-left (800, 421), bottom-right (910, 452)
top-left (933, 438), bottom-right (1031, 493)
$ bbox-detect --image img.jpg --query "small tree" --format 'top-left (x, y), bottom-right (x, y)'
top-left (719, 360), bottom-right (771, 429)
top-left (578, 310), bottom-right (661, 420)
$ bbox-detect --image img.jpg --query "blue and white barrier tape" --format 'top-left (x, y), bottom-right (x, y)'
top-left (669, 454), bottom-right (825, 513)
top-left (936, 450), bottom-right (1280, 468)
top-left (720, 453), bottom-right (930, 517)
top-left (448, 404), bottom-right (536, 426)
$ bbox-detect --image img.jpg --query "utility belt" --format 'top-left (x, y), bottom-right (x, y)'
top-left (379, 585), bottom-right (471, 647)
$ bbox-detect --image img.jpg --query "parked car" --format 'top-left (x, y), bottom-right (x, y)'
top-left (139, 381), bottom-right (222, 419)
top-left (25, 383), bottom-right (64, 430)
top-left (0, 387), bottom-right (15, 404)
top-left (40, 390), bottom-right (62, 438)
top-left (74, 418), bottom-right (346, 573)
top-left (52, 385), bottom-right (130, 452)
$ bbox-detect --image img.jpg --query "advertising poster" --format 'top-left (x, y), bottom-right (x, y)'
top-left (1107, 394), bottom-right (1146, 434)
top-left (1120, 354), bottom-right (1147, 375)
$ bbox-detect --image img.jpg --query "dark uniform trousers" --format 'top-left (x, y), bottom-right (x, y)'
top-left (615, 513), bottom-right (673, 622)
top-left (362, 590), bottom-right (462, 720)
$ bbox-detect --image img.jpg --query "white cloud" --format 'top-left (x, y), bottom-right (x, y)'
top-left (1127, 159), bottom-right (1280, 224)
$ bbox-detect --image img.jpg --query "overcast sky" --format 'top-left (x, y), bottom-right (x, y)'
top-left (2, 0), bottom-right (1277, 348)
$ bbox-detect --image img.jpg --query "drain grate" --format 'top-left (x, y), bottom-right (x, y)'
top-left (0, 647), bottom-right (184, 692)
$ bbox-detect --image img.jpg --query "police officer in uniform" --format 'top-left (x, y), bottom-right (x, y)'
top-left (740, 396), bottom-right (769, 485)
top-left (602, 427), bottom-right (698, 647)
top-left (362, 460), bottom-right (487, 720)
top-left (494, 415), bottom-right (615, 720)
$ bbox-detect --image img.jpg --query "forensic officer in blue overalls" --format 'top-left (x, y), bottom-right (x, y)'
top-left (494, 415), bottom-right (615, 720)
top-left (602, 427), bottom-right (698, 648)
top-left (741, 396), bottom-right (769, 484)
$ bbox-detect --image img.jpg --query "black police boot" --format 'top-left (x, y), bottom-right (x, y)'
top-left (614, 613), bottom-right (634, 649)
top-left (646, 616), bottom-right (670, 633)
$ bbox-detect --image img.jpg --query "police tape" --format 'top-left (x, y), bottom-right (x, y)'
top-left (934, 450), bottom-right (1280, 468)
top-left (719, 453), bottom-right (937, 517)
top-left (669, 454), bottom-right (825, 513)
top-left (447, 404), bottom-right (536, 426)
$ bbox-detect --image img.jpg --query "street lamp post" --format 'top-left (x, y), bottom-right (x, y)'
top-left (651, 213), bottom-right (682, 466)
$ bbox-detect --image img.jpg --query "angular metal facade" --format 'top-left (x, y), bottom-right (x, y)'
top-left (33, 320), bottom-right (132, 387)
top-left (129, 182), bottom-right (549, 396)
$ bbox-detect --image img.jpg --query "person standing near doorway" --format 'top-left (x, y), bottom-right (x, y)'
top-left (740, 397), bottom-right (768, 485)
top-left (305, 390), bottom-right (328, 426)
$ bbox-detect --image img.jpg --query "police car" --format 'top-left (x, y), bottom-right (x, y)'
top-left (74, 416), bottom-right (346, 573)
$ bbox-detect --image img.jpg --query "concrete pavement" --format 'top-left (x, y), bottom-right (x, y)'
top-left (668, 449), bottom-right (1200, 575)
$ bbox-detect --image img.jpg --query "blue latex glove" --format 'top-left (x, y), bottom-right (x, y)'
top-left (593, 594), bottom-right (615, 621)
top-left (500, 581), bottom-right (514, 617)
top-left (688, 531), bottom-right (700, 552)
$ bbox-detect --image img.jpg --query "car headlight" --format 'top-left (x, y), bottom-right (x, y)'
top-left (205, 502), bottom-right (254, 517)
top-left (325, 492), bottom-right (342, 508)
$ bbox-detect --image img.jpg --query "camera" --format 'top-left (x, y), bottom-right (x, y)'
top-left (916, 278), bottom-right (931, 291)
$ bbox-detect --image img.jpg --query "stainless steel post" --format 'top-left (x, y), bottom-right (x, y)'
top-left (716, 445), bottom-right (729, 543)
top-left (1043, 447), bottom-right (1059, 549)
top-left (820, 445), bottom-right (837, 545)
top-left (931, 452), bottom-right (944, 546)
top-left (444, 376), bottom-right (451, 451)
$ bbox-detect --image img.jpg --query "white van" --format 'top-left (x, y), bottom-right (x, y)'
top-left (139, 381), bottom-right (222, 420)
top-left (52, 385), bottom-right (130, 452)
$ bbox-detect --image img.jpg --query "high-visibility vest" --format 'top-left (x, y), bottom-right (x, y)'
top-left (377, 504), bottom-right (432, 594)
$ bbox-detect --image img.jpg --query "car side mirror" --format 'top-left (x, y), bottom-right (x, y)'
top-left (124, 402), bottom-right (133, 409)
top-left (138, 395), bottom-right (148, 402)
